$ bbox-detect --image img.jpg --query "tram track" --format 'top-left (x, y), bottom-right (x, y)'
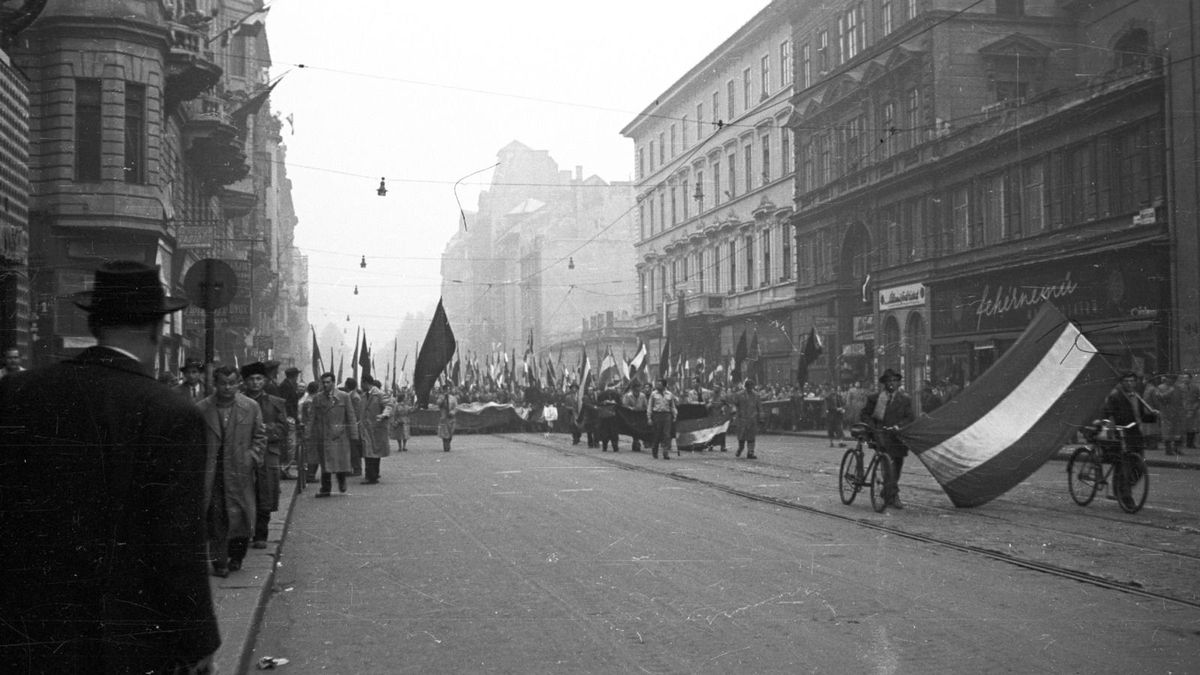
top-left (502, 433), bottom-right (1200, 612)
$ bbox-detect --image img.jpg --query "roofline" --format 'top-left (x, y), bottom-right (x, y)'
top-left (619, 0), bottom-right (795, 138)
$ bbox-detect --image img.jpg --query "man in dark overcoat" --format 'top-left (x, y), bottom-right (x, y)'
top-left (0, 261), bottom-right (220, 673)
top-left (242, 361), bottom-right (288, 548)
top-left (860, 368), bottom-right (916, 508)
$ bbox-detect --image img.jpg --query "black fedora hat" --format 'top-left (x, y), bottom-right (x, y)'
top-left (73, 261), bottom-right (188, 317)
top-left (878, 368), bottom-right (903, 383)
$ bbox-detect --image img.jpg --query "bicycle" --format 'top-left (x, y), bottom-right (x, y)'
top-left (1067, 419), bottom-right (1149, 514)
top-left (839, 422), bottom-right (897, 512)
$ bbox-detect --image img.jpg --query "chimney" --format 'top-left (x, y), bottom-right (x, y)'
top-left (575, 165), bottom-right (583, 182)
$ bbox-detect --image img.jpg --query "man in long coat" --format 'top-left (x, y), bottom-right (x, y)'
top-left (242, 361), bottom-right (288, 547)
top-left (309, 371), bottom-right (358, 496)
top-left (198, 365), bottom-right (266, 574)
top-left (731, 379), bottom-right (763, 459)
top-left (0, 260), bottom-right (219, 673)
top-left (360, 376), bottom-right (392, 483)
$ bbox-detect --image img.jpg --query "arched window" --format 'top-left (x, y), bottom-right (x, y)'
top-left (1114, 28), bottom-right (1152, 70)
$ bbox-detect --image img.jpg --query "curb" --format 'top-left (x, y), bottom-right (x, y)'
top-left (224, 479), bottom-right (302, 675)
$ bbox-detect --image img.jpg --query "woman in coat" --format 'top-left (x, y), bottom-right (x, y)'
top-left (307, 372), bottom-right (359, 496)
top-left (359, 377), bottom-right (393, 484)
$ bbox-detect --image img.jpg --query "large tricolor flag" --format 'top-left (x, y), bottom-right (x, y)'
top-left (899, 303), bottom-right (1115, 508)
top-left (627, 340), bottom-right (648, 381)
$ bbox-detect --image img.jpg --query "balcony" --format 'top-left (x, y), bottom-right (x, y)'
top-left (183, 95), bottom-right (250, 192)
top-left (220, 177), bottom-right (257, 218)
top-left (165, 22), bottom-right (221, 107)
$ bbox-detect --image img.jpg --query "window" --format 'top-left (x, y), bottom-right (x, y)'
top-left (695, 170), bottom-right (705, 211)
top-left (230, 33), bottom-right (247, 78)
top-left (818, 30), bottom-right (829, 72)
top-left (800, 43), bottom-right (811, 89)
top-left (658, 132), bottom-right (666, 164)
top-left (1115, 29), bottom-right (1152, 70)
top-left (670, 124), bottom-right (677, 157)
top-left (802, 138), bottom-right (814, 191)
top-left (682, 116), bottom-right (689, 149)
top-left (647, 198), bottom-right (655, 235)
top-left (905, 0), bottom-right (917, 21)
top-left (781, 223), bottom-right (792, 280)
top-left (712, 246), bottom-right (721, 293)
top-left (995, 80), bottom-right (1028, 104)
top-left (745, 234), bottom-right (754, 289)
top-left (639, 272), bottom-right (646, 314)
top-left (727, 80), bottom-right (736, 119)
top-left (639, 202), bottom-right (646, 240)
top-left (882, 0), bottom-right (894, 35)
top-left (670, 185), bottom-right (678, 226)
top-left (1068, 142), bottom-right (1097, 223)
top-left (1023, 160), bottom-right (1046, 232)
top-left (696, 103), bottom-right (704, 141)
top-left (836, 15), bottom-right (847, 67)
top-left (649, 140), bottom-right (656, 171)
top-left (728, 241), bottom-right (737, 294)
top-left (781, 127), bottom-right (792, 175)
top-left (819, 134), bottom-right (831, 184)
top-left (638, 148), bottom-right (645, 179)
top-left (743, 67), bottom-right (753, 109)
top-left (649, 269), bottom-right (655, 308)
top-left (780, 40), bottom-right (793, 87)
top-left (880, 101), bottom-right (897, 157)
top-left (712, 159), bottom-right (722, 205)
top-left (123, 83), bottom-right (146, 184)
top-left (762, 229), bottom-right (771, 285)
top-left (761, 133), bottom-right (771, 183)
top-left (952, 184), bottom-right (973, 249)
top-left (760, 55), bottom-right (771, 98)
top-left (981, 173), bottom-right (1007, 240)
top-left (744, 144), bottom-right (754, 192)
top-left (659, 192), bottom-right (667, 232)
top-left (906, 88), bottom-right (920, 149)
top-left (682, 179), bottom-right (690, 219)
top-left (713, 91), bottom-right (721, 125)
top-left (727, 152), bottom-right (737, 199)
top-left (698, 250), bottom-right (705, 292)
top-left (846, 114), bottom-right (864, 171)
top-left (75, 79), bottom-right (102, 182)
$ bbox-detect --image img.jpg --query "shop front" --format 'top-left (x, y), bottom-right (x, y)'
top-left (876, 282), bottom-right (930, 392)
top-left (930, 245), bottom-right (1168, 385)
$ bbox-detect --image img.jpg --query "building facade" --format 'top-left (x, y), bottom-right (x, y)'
top-left (786, 0), bottom-right (1185, 391)
top-left (440, 141), bottom-right (637, 362)
top-left (0, 39), bottom-right (31, 360)
top-left (10, 0), bottom-right (304, 371)
top-left (621, 1), bottom-right (810, 386)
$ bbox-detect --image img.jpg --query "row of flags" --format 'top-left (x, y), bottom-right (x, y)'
top-left (308, 297), bottom-right (831, 410)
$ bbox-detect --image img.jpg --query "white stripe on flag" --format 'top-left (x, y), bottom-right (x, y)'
top-left (920, 323), bottom-right (1096, 482)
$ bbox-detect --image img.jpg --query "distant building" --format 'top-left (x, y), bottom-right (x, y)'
top-left (621, 1), bottom-right (806, 385)
top-left (440, 141), bottom-right (637, 368)
top-left (0, 41), bottom-right (30, 360)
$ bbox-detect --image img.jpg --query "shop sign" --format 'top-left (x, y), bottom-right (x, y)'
top-left (1133, 207), bottom-right (1156, 225)
top-left (852, 314), bottom-right (875, 341)
top-left (177, 226), bottom-right (214, 250)
top-left (0, 223), bottom-right (28, 265)
top-left (931, 246), bottom-right (1164, 337)
top-left (842, 342), bottom-right (867, 356)
top-left (878, 283), bottom-right (926, 311)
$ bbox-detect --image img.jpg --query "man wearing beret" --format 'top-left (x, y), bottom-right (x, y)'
top-left (242, 361), bottom-right (288, 548)
top-left (0, 261), bottom-right (220, 673)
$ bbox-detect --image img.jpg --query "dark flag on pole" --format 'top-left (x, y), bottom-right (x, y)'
top-left (310, 326), bottom-right (323, 381)
top-left (659, 337), bottom-right (671, 381)
top-left (797, 327), bottom-right (823, 388)
top-left (732, 330), bottom-right (748, 384)
top-left (358, 330), bottom-right (371, 384)
top-left (413, 298), bottom-right (457, 408)
top-left (351, 327), bottom-right (361, 381)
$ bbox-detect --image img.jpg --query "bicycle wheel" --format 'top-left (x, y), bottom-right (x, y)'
top-left (869, 453), bottom-right (893, 513)
top-left (838, 447), bottom-right (863, 505)
top-left (1066, 447), bottom-right (1101, 506)
top-left (1115, 453), bottom-right (1149, 514)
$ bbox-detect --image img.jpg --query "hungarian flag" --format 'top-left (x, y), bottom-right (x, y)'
top-left (598, 348), bottom-right (619, 387)
top-left (413, 298), bottom-right (457, 407)
top-left (797, 326), bottom-right (823, 387)
top-left (577, 355), bottom-right (592, 409)
top-left (627, 340), bottom-right (648, 381)
top-left (900, 303), bottom-right (1115, 507)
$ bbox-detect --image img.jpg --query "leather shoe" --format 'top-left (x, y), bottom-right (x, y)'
top-left (227, 559), bottom-right (242, 572)
top-left (211, 565), bottom-right (228, 578)
top-left (889, 498), bottom-right (905, 510)
top-left (251, 539), bottom-right (267, 549)
top-left (315, 491), bottom-right (331, 498)
top-left (361, 478), bottom-right (378, 485)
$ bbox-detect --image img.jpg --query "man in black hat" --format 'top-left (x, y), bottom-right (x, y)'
top-left (860, 368), bottom-right (915, 509)
top-left (174, 357), bottom-right (207, 403)
top-left (242, 361), bottom-right (288, 549)
top-left (0, 261), bottom-right (220, 673)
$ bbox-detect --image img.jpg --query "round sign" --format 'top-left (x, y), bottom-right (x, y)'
top-left (183, 258), bottom-right (238, 311)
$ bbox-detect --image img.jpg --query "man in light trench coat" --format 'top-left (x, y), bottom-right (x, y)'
top-left (308, 371), bottom-right (359, 496)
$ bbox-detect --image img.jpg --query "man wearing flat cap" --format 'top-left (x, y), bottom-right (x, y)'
top-left (860, 368), bottom-right (915, 509)
top-left (241, 361), bottom-right (288, 548)
top-left (174, 357), bottom-right (208, 403)
top-left (0, 261), bottom-right (220, 673)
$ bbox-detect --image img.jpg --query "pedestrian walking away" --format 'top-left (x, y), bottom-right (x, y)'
top-left (198, 365), bottom-right (267, 574)
top-left (0, 260), bottom-right (220, 674)
top-left (360, 376), bottom-right (393, 482)
top-left (242, 361), bottom-right (288, 548)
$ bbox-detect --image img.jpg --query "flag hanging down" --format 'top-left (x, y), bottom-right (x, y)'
top-left (310, 326), bottom-right (323, 381)
top-left (797, 327), bottom-right (823, 388)
top-left (413, 299), bottom-right (457, 408)
top-left (628, 339), bottom-right (648, 381)
top-left (899, 303), bottom-right (1115, 508)
top-left (358, 330), bottom-right (371, 384)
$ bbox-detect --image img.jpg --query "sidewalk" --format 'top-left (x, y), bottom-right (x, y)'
top-left (209, 478), bottom-right (302, 674)
top-left (776, 428), bottom-right (1200, 470)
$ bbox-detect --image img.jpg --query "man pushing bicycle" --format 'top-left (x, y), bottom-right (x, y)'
top-left (860, 369), bottom-right (915, 509)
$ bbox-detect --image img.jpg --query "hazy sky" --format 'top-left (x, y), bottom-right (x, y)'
top-left (266, 1), bottom-right (765, 348)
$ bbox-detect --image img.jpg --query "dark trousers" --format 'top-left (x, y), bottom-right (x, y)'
top-left (651, 412), bottom-right (673, 457)
top-left (350, 440), bottom-right (363, 475)
top-left (319, 469), bottom-right (347, 494)
top-left (364, 456), bottom-right (381, 481)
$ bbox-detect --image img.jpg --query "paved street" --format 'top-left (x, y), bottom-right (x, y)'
top-left (252, 433), bottom-right (1200, 673)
